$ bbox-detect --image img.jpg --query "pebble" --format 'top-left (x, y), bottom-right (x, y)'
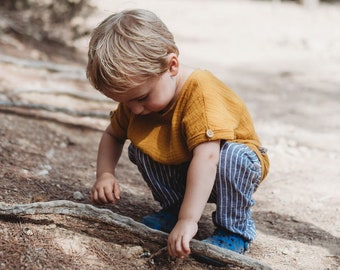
top-left (73, 191), bottom-right (84, 201)
top-left (36, 169), bottom-right (49, 176)
top-left (22, 228), bottom-right (33, 236)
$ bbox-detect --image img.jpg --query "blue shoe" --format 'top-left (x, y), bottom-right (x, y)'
top-left (193, 228), bottom-right (250, 266)
top-left (141, 207), bottom-right (178, 233)
top-left (203, 228), bottom-right (250, 254)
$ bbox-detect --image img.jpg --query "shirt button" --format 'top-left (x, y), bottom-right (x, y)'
top-left (206, 129), bottom-right (214, 138)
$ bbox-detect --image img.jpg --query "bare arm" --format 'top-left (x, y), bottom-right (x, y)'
top-left (168, 140), bottom-right (220, 258)
top-left (91, 124), bottom-right (125, 204)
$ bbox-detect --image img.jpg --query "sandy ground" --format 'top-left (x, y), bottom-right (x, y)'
top-left (0, 0), bottom-right (340, 269)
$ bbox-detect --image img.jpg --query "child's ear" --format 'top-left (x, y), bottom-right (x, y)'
top-left (167, 53), bottom-right (179, 76)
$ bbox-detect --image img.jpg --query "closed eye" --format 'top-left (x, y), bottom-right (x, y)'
top-left (137, 95), bottom-right (148, 102)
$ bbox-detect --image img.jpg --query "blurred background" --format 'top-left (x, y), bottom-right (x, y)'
top-left (0, 1), bottom-right (339, 269)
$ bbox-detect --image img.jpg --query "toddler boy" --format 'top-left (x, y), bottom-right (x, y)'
top-left (86, 9), bottom-right (269, 261)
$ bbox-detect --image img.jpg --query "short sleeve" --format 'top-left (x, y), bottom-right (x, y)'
top-left (182, 83), bottom-right (242, 151)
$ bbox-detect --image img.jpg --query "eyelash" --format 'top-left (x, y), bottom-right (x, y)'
top-left (137, 95), bottom-right (148, 102)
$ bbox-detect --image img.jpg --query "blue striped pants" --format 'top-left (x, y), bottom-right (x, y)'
top-left (128, 141), bottom-right (262, 241)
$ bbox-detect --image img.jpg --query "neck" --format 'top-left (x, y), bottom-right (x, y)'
top-left (158, 65), bottom-right (194, 115)
top-left (175, 64), bottom-right (194, 96)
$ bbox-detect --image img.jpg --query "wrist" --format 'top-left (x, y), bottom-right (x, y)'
top-left (178, 215), bottom-right (199, 224)
top-left (178, 202), bottom-right (205, 224)
top-left (96, 171), bottom-right (115, 181)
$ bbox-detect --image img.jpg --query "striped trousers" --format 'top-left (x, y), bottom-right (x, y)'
top-left (128, 141), bottom-right (262, 241)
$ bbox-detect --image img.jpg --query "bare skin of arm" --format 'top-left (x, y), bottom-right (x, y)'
top-left (92, 124), bottom-right (220, 258)
top-left (167, 140), bottom-right (221, 258)
top-left (91, 124), bottom-right (124, 204)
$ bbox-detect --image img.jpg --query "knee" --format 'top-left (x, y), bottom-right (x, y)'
top-left (220, 142), bottom-right (245, 164)
top-left (220, 142), bottom-right (258, 165)
top-left (219, 142), bottom-right (262, 182)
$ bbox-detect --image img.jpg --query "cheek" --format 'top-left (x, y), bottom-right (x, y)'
top-left (148, 92), bottom-right (170, 109)
top-left (146, 99), bottom-right (167, 111)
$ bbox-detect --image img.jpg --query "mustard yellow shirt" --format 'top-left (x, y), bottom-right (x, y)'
top-left (110, 69), bottom-right (269, 180)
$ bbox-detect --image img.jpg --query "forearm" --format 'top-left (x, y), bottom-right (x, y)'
top-left (179, 161), bottom-right (216, 222)
top-left (178, 140), bottom-right (220, 223)
top-left (91, 125), bottom-right (124, 204)
top-left (96, 125), bottom-right (124, 179)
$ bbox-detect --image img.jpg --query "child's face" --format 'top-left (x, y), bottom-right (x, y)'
top-left (106, 70), bottom-right (179, 115)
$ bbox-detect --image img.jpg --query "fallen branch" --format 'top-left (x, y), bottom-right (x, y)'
top-left (12, 87), bottom-right (109, 102)
top-left (0, 54), bottom-right (85, 79)
top-left (0, 200), bottom-right (273, 270)
top-left (0, 100), bottom-right (108, 118)
top-left (0, 105), bottom-right (106, 132)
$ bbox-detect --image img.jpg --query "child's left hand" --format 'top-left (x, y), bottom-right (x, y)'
top-left (167, 219), bottom-right (198, 258)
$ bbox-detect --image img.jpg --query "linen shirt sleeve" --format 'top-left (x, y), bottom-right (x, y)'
top-left (181, 82), bottom-right (244, 151)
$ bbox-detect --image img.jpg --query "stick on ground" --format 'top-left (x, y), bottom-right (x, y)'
top-left (0, 200), bottom-right (274, 270)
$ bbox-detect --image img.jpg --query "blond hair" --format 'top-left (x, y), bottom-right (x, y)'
top-left (86, 9), bottom-right (179, 93)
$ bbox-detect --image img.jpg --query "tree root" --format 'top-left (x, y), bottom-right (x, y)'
top-left (0, 200), bottom-right (274, 270)
top-left (0, 54), bottom-right (84, 79)
top-left (0, 100), bottom-right (108, 118)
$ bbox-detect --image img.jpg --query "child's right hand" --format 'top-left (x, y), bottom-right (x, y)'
top-left (91, 172), bottom-right (121, 204)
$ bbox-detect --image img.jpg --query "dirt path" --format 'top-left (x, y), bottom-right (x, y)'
top-left (1, 1), bottom-right (339, 269)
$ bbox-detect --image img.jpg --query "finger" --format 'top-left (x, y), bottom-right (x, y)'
top-left (91, 189), bottom-right (98, 203)
top-left (167, 241), bottom-right (173, 257)
top-left (104, 186), bottom-right (115, 203)
top-left (97, 188), bottom-right (108, 204)
top-left (91, 188), bottom-right (103, 204)
top-left (113, 182), bottom-right (121, 200)
top-left (168, 237), bottom-right (176, 257)
top-left (175, 236), bottom-right (184, 257)
top-left (181, 235), bottom-right (191, 255)
top-left (176, 236), bottom-right (187, 259)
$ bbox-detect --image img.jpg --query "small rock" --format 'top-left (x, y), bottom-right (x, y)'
top-left (281, 249), bottom-right (289, 255)
top-left (73, 191), bottom-right (84, 201)
top-left (20, 169), bottom-right (29, 175)
top-left (46, 148), bottom-right (55, 159)
top-left (60, 142), bottom-right (67, 148)
top-left (22, 228), bottom-right (33, 236)
top-left (36, 169), bottom-right (49, 176)
top-left (139, 251), bottom-right (151, 258)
